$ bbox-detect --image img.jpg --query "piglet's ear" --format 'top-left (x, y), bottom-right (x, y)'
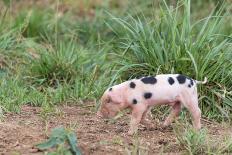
top-left (113, 100), bottom-right (122, 104)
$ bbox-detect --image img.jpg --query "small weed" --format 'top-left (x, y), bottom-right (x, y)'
top-left (124, 134), bottom-right (149, 155)
top-left (39, 103), bottom-right (55, 122)
top-left (36, 126), bottom-right (81, 155)
top-left (0, 106), bottom-right (4, 121)
top-left (112, 136), bottom-right (124, 146)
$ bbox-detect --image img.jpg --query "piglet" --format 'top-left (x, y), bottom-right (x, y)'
top-left (97, 74), bottom-right (207, 135)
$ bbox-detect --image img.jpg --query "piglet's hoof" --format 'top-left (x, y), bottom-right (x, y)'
top-left (127, 131), bottom-right (134, 136)
top-left (141, 120), bottom-right (154, 127)
top-left (127, 130), bottom-right (138, 136)
top-left (121, 132), bottom-right (128, 137)
top-left (161, 124), bottom-right (173, 131)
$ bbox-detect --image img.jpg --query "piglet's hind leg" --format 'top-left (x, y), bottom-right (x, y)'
top-left (180, 93), bottom-right (201, 130)
top-left (163, 102), bottom-right (181, 127)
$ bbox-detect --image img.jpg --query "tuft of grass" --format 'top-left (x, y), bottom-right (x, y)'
top-left (174, 125), bottom-right (207, 154)
top-left (28, 39), bottom-right (87, 86)
top-left (173, 120), bottom-right (232, 155)
top-left (0, 77), bottom-right (27, 112)
top-left (25, 87), bottom-right (48, 107)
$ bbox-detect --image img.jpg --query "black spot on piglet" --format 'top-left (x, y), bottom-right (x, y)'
top-left (190, 79), bottom-right (194, 86)
top-left (168, 77), bottom-right (175, 85)
top-left (141, 76), bottom-right (157, 84)
top-left (176, 74), bottom-right (186, 84)
top-left (130, 82), bottom-right (136, 88)
top-left (144, 92), bottom-right (152, 99)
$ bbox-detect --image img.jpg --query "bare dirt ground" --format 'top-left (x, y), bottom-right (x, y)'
top-left (0, 102), bottom-right (231, 155)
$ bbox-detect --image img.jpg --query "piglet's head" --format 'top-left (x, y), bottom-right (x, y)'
top-left (97, 89), bottom-right (124, 118)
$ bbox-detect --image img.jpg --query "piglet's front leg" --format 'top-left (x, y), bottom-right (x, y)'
top-left (128, 105), bottom-right (147, 135)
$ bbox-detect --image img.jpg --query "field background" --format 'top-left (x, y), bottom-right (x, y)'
top-left (0, 0), bottom-right (231, 154)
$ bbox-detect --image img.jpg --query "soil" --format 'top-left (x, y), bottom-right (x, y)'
top-left (0, 102), bottom-right (231, 155)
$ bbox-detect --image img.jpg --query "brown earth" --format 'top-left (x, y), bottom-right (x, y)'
top-left (0, 103), bottom-right (231, 155)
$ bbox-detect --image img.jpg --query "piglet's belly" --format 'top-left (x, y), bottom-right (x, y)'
top-left (148, 96), bottom-right (179, 106)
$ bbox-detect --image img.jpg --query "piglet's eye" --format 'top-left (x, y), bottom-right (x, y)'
top-left (106, 97), bottom-right (112, 103)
